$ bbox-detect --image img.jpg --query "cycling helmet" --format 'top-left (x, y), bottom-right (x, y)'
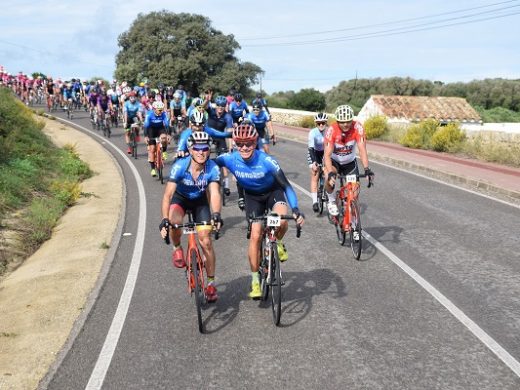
top-left (232, 123), bottom-right (258, 142)
top-left (189, 110), bottom-right (206, 126)
top-left (334, 105), bottom-right (354, 122)
top-left (152, 101), bottom-right (164, 114)
top-left (173, 92), bottom-right (182, 99)
top-left (122, 86), bottom-right (131, 94)
top-left (314, 112), bottom-right (328, 122)
top-left (128, 91), bottom-right (136, 98)
top-left (187, 131), bottom-right (212, 148)
top-left (252, 103), bottom-right (262, 111)
top-left (215, 95), bottom-right (227, 107)
top-left (234, 93), bottom-right (243, 101)
top-left (139, 82), bottom-right (145, 87)
top-left (193, 97), bottom-right (204, 107)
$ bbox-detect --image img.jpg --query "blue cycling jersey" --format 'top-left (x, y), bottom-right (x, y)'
top-left (207, 106), bottom-right (233, 131)
top-left (308, 127), bottom-right (325, 151)
top-left (124, 100), bottom-right (141, 118)
top-left (228, 100), bottom-right (249, 120)
top-left (144, 111), bottom-right (169, 129)
top-left (170, 99), bottom-right (185, 110)
top-left (215, 150), bottom-right (299, 209)
top-left (177, 127), bottom-right (232, 153)
top-left (168, 156), bottom-right (220, 200)
top-left (246, 111), bottom-right (270, 136)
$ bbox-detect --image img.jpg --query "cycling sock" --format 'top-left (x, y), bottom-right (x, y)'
top-left (326, 190), bottom-right (335, 202)
top-left (251, 272), bottom-right (259, 284)
top-left (207, 276), bottom-right (215, 285)
top-left (311, 192), bottom-right (317, 203)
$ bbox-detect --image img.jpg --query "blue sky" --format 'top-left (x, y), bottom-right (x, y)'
top-left (1, 0), bottom-right (519, 93)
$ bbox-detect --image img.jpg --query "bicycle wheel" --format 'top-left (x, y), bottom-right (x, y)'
top-left (349, 199), bottom-right (362, 260)
top-left (317, 175), bottom-right (325, 215)
top-left (156, 148), bottom-right (164, 184)
top-left (191, 251), bottom-right (204, 333)
top-left (259, 241), bottom-right (270, 301)
top-left (335, 193), bottom-right (346, 246)
top-left (220, 173), bottom-right (226, 207)
top-left (270, 242), bottom-right (282, 326)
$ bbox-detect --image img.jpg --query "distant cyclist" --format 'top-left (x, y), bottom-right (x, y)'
top-left (159, 131), bottom-right (222, 302)
top-left (324, 105), bottom-right (374, 216)
top-left (228, 93), bottom-right (249, 125)
top-left (246, 103), bottom-right (274, 153)
top-left (144, 101), bottom-right (170, 177)
top-left (308, 112), bottom-right (328, 212)
top-left (123, 91), bottom-right (143, 154)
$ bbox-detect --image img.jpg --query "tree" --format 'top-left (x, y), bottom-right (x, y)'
top-left (289, 88), bottom-right (326, 111)
top-left (114, 11), bottom-right (263, 96)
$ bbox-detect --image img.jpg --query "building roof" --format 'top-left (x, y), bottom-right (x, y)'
top-left (370, 95), bottom-right (481, 123)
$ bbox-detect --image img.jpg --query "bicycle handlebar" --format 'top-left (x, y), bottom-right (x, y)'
top-left (163, 221), bottom-right (220, 245)
top-left (247, 214), bottom-right (302, 238)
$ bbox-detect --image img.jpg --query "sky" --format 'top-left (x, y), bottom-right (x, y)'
top-left (1, 0), bottom-right (519, 94)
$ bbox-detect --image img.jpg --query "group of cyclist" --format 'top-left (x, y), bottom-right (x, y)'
top-left (2, 66), bottom-right (374, 305)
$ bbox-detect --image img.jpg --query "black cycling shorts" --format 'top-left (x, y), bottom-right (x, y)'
top-left (244, 183), bottom-right (287, 220)
top-left (332, 159), bottom-right (359, 176)
top-left (170, 192), bottom-right (211, 223)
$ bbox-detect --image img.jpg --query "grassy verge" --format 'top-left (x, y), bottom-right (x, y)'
top-left (0, 88), bottom-right (92, 275)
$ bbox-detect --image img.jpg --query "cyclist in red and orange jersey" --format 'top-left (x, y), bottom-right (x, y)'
top-left (323, 104), bottom-right (374, 216)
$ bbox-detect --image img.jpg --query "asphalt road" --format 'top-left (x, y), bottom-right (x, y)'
top-left (43, 109), bottom-right (520, 389)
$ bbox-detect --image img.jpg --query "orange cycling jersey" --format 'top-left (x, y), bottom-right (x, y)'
top-left (324, 121), bottom-right (366, 165)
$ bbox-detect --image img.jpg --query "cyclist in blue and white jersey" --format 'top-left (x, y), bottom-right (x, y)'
top-left (123, 91), bottom-right (143, 154)
top-left (246, 103), bottom-right (275, 153)
top-left (176, 111), bottom-right (232, 158)
top-left (308, 112), bottom-right (328, 213)
top-left (159, 131), bottom-right (222, 302)
top-left (252, 92), bottom-right (270, 115)
top-left (207, 94), bottom-right (234, 195)
top-left (169, 91), bottom-right (187, 135)
top-left (186, 97), bottom-right (208, 120)
top-left (144, 101), bottom-right (170, 177)
top-left (228, 93), bottom-right (249, 125)
top-left (215, 123), bottom-right (305, 299)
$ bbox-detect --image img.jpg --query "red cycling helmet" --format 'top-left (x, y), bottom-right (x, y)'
top-left (232, 123), bottom-right (258, 142)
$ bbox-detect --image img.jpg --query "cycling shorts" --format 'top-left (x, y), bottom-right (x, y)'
top-left (244, 183), bottom-right (287, 221)
top-left (170, 192), bottom-right (212, 231)
top-left (307, 150), bottom-right (324, 167)
top-left (332, 159), bottom-right (359, 176)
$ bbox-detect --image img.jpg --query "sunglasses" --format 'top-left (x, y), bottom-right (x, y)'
top-left (317, 122), bottom-right (327, 126)
top-left (192, 145), bottom-right (210, 152)
top-left (338, 121), bottom-right (353, 125)
top-left (235, 141), bottom-right (255, 148)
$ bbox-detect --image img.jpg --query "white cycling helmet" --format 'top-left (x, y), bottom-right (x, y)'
top-left (335, 105), bottom-right (354, 122)
top-left (107, 88), bottom-right (114, 96)
top-left (189, 110), bottom-right (206, 126)
top-left (152, 101), bottom-right (165, 113)
top-left (173, 92), bottom-right (182, 99)
top-left (314, 112), bottom-right (328, 122)
top-left (122, 86), bottom-right (131, 94)
top-left (187, 131), bottom-right (212, 148)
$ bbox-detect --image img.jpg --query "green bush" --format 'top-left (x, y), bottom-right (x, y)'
top-left (364, 115), bottom-right (388, 139)
top-left (400, 119), bottom-right (439, 149)
top-left (431, 122), bottom-right (466, 152)
top-left (474, 105), bottom-right (520, 123)
top-left (299, 115), bottom-right (316, 129)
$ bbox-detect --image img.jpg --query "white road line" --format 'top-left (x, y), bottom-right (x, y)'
top-left (290, 179), bottom-right (520, 378)
top-left (56, 118), bottom-right (147, 389)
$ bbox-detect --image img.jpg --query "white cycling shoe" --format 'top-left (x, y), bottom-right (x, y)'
top-left (327, 202), bottom-right (339, 216)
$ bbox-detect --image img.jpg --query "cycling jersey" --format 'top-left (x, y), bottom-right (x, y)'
top-left (308, 127), bottom-right (325, 151)
top-left (168, 157), bottom-right (220, 200)
top-left (177, 127), bottom-right (232, 154)
top-left (228, 100), bottom-right (249, 121)
top-left (143, 111), bottom-right (169, 137)
top-left (246, 110), bottom-right (270, 138)
top-left (206, 106), bottom-right (233, 131)
top-left (97, 95), bottom-right (110, 111)
top-left (215, 150), bottom-right (299, 210)
top-left (124, 100), bottom-right (141, 118)
top-left (324, 121), bottom-right (366, 165)
top-left (170, 99), bottom-right (185, 111)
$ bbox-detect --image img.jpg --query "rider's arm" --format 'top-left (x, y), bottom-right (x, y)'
top-left (356, 124), bottom-right (369, 170)
top-left (143, 113), bottom-right (151, 138)
top-left (204, 125), bottom-right (232, 139)
top-left (323, 128), bottom-right (334, 174)
top-left (161, 181), bottom-right (177, 220)
top-left (273, 168), bottom-right (299, 210)
top-left (207, 181), bottom-right (222, 215)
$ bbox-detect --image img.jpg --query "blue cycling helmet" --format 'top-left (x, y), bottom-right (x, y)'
top-left (215, 95), bottom-right (227, 107)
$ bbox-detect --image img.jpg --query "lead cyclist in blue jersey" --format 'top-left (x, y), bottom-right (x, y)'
top-left (144, 101), bottom-right (170, 177)
top-left (159, 132), bottom-right (222, 302)
top-left (215, 123), bottom-right (305, 299)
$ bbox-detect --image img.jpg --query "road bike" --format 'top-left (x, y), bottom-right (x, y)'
top-left (247, 212), bottom-right (301, 326)
top-left (65, 98), bottom-right (74, 119)
top-left (128, 118), bottom-right (141, 159)
top-left (164, 212), bottom-right (219, 333)
top-left (171, 115), bottom-right (186, 144)
top-left (316, 164), bottom-right (327, 215)
top-left (330, 172), bottom-right (373, 260)
top-left (153, 137), bottom-right (166, 184)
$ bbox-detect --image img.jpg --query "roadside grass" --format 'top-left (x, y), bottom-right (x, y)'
top-left (0, 88), bottom-right (92, 275)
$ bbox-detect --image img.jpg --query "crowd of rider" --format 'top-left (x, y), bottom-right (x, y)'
top-left (1, 65), bottom-right (374, 303)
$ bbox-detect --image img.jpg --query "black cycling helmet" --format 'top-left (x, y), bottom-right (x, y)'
top-left (234, 93), bottom-right (243, 101)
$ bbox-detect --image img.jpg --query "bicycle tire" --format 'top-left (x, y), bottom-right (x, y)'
top-left (220, 172), bottom-right (226, 207)
top-left (191, 251), bottom-right (204, 333)
top-left (317, 175), bottom-right (325, 215)
top-left (349, 199), bottom-right (362, 260)
top-left (156, 147), bottom-right (164, 184)
top-left (270, 241), bottom-right (282, 326)
top-left (335, 192), bottom-right (346, 245)
top-left (259, 241), bottom-right (270, 301)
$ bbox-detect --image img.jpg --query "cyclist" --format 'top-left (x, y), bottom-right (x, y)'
top-left (144, 101), bottom-right (170, 177)
top-left (308, 112), bottom-right (328, 212)
top-left (252, 92), bottom-right (270, 115)
top-left (207, 94), bottom-right (234, 195)
top-left (186, 97), bottom-right (208, 120)
top-left (215, 123), bottom-right (305, 299)
top-left (169, 91), bottom-right (187, 135)
top-left (123, 91), bottom-right (144, 154)
top-left (97, 90), bottom-right (113, 129)
top-left (324, 105), bottom-right (374, 216)
top-left (159, 132), bottom-right (222, 302)
top-left (228, 93), bottom-right (249, 125)
top-left (176, 111), bottom-right (232, 158)
top-left (246, 103), bottom-right (274, 153)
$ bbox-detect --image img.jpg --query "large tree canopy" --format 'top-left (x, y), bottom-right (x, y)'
top-left (114, 11), bottom-right (263, 96)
